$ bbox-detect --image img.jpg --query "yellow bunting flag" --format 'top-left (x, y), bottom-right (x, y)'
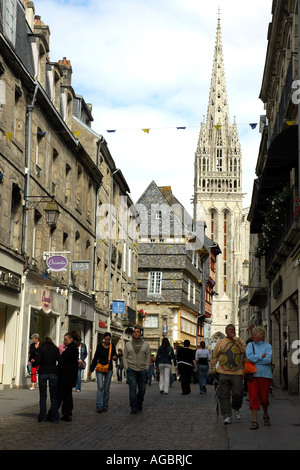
top-left (73, 131), bottom-right (81, 137)
top-left (213, 125), bottom-right (222, 131)
top-left (142, 129), bottom-right (150, 133)
top-left (286, 121), bottom-right (295, 126)
top-left (5, 133), bottom-right (13, 143)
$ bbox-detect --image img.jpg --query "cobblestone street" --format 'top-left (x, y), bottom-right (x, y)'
top-left (1, 378), bottom-right (300, 453)
top-left (0, 379), bottom-right (227, 451)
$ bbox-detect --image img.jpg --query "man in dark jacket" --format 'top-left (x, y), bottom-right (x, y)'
top-left (57, 332), bottom-right (79, 421)
top-left (31, 337), bottom-right (61, 423)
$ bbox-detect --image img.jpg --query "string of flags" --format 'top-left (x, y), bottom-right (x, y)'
top-left (2, 120), bottom-right (297, 144)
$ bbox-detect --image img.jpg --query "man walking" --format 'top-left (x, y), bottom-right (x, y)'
top-left (124, 327), bottom-right (150, 414)
top-left (211, 324), bottom-right (246, 425)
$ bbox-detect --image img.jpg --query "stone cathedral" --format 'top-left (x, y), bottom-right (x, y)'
top-left (193, 16), bottom-right (250, 340)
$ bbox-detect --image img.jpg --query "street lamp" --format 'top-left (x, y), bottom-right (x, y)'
top-left (44, 200), bottom-right (59, 228)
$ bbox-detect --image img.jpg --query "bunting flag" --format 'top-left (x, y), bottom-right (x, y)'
top-left (5, 133), bottom-right (13, 143)
top-left (100, 122), bottom-right (260, 134)
top-left (73, 131), bottom-right (81, 138)
top-left (286, 120), bottom-right (295, 126)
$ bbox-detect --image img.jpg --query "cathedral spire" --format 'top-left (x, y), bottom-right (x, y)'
top-left (206, 12), bottom-right (230, 138)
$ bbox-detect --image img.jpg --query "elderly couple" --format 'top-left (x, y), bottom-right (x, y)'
top-left (211, 324), bottom-right (273, 430)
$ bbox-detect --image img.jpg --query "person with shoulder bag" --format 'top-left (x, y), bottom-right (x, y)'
top-left (246, 327), bottom-right (272, 430)
top-left (88, 332), bottom-right (117, 413)
top-left (156, 338), bottom-right (177, 395)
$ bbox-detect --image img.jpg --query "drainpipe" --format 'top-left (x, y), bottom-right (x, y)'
top-left (23, 82), bottom-right (39, 255)
top-left (93, 137), bottom-right (104, 295)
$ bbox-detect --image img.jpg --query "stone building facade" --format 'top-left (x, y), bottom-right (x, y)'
top-left (136, 181), bottom-right (210, 353)
top-left (248, 0), bottom-right (300, 393)
top-left (0, 0), bottom-right (136, 388)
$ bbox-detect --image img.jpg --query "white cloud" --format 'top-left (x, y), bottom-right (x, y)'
top-left (34, 0), bottom-right (272, 213)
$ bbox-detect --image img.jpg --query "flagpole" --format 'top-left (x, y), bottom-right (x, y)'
top-left (298, 0), bottom-right (300, 198)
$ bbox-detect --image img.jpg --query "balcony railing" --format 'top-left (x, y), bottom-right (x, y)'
top-left (265, 186), bottom-right (296, 271)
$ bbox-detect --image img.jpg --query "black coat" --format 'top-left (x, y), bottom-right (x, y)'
top-left (59, 341), bottom-right (78, 387)
top-left (32, 342), bottom-right (61, 375)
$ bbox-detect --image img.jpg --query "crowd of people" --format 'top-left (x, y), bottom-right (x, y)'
top-left (28, 324), bottom-right (276, 430)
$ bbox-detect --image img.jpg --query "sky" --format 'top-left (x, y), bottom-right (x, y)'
top-left (34, 0), bottom-right (273, 215)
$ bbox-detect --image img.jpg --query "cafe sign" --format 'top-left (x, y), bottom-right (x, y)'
top-left (46, 255), bottom-right (68, 272)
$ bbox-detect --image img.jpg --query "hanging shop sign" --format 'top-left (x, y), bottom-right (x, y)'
top-left (112, 300), bottom-right (125, 315)
top-left (46, 255), bottom-right (68, 272)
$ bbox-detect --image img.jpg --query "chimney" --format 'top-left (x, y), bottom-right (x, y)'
top-left (23, 0), bottom-right (35, 30)
top-left (58, 57), bottom-right (73, 87)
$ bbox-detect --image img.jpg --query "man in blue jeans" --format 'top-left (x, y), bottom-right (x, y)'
top-left (124, 327), bottom-right (150, 414)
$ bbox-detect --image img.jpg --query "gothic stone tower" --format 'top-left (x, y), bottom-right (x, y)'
top-left (193, 16), bottom-right (249, 340)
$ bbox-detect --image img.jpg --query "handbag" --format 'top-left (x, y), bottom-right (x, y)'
top-left (95, 345), bottom-right (112, 374)
top-left (244, 343), bottom-right (257, 381)
top-left (78, 361), bottom-right (86, 370)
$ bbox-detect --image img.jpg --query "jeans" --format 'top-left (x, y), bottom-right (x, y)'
top-left (158, 363), bottom-right (171, 393)
top-left (116, 366), bottom-right (124, 383)
top-left (126, 368), bottom-right (147, 411)
top-left (148, 365), bottom-right (154, 385)
top-left (96, 369), bottom-right (113, 410)
top-left (76, 368), bottom-right (82, 391)
top-left (38, 373), bottom-right (59, 422)
top-left (197, 364), bottom-right (209, 393)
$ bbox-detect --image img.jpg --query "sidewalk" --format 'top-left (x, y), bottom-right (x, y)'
top-left (0, 379), bottom-right (300, 451)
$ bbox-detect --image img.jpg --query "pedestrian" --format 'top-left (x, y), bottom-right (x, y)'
top-left (123, 326), bottom-right (150, 414)
top-left (283, 331), bottom-right (289, 390)
top-left (116, 348), bottom-right (124, 383)
top-left (75, 335), bottom-right (87, 392)
top-left (88, 332), bottom-right (117, 412)
top-left (211, 324), bottom-right (246, 425)
top-left (31, 337), bottom-right (61, 423)
top-left (147, 354), bottom-right (156, 386)
top-left (156, 338), bottom-right (177, 395)
top-left (177, 340), bottom-right (195, 395)
top-left (194, 341), bottom-right (210, 394)
top-left (246, 326), bottom-right (273, 430)
top-left (28, 333), bottom-right (40, 390)
top-left (57, 332), bottom-right (79, 422)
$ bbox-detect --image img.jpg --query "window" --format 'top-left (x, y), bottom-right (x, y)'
top-left (148, 272), bottom-right (162, 295)
top-left (156, 210), bottom-right (162, 220)
top-left (144, 315), bottom-right (159, 328)
top-left (3, 0), bottom-right (17, 45)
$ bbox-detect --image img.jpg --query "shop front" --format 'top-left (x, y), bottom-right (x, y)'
top-left (0, 255), bottom-right (22, 389)
top-left (67, 289), bottom-right (94, 373)
top-left (21, 275), bottom-right (67, 387)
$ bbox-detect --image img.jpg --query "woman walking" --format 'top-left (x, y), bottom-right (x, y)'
top-left (246, 327), bottom-right (272, 430)
top-left (194, 341), bottom-right (210, 394)
top-left (28, 334), bottom-right (40, 390)
top-left (88, 332), bottom-right (117, 412)
top-left (156, 338), bottom-right (176, 395)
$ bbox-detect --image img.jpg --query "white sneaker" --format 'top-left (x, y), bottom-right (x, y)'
top-left (234, 410), bottom-right (241, 420)
top-left (223, 417), bottom-right (232, 425)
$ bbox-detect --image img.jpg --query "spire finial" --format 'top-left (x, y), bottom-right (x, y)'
top-left (217, 7), bottom-right (221, 21)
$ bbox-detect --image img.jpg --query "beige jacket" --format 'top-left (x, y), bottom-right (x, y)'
top-left (124, 339), bottom-right (150, 372)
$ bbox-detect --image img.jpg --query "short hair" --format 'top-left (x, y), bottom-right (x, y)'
top-left (200, 341), bottom-right (206, 349)
top-left (225, 324), bottom-right (236, 333)
top-left (31, 333), bottom-right (39, 340)
top-left (253, 326), bottom-right (266, 341)
top-left (104, 332), bottom-right (111, 338)
top-left (184, 340), bottom-right (190, 347)
top-left (133, 326), bottom-right (142, 333)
